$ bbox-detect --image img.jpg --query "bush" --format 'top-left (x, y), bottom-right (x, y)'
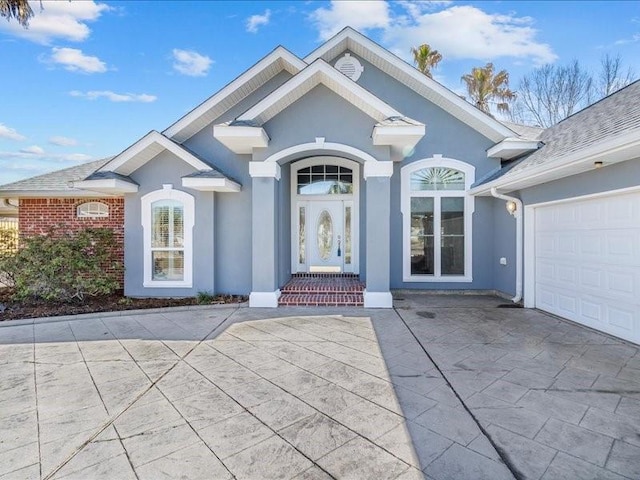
top-left (0, 226), bottom-right (19, 287)
top-left (0, 227), bottom-right (123, 303)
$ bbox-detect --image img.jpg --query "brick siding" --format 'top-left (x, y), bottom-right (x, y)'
top-left (19, 198), bottom-right (125, 286)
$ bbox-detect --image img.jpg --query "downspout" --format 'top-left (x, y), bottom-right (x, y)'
top-left (490, 187), bottom-right (523, 303)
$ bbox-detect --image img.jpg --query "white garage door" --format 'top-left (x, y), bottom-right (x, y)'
top-left (534, 191), bottom-right (640, 344)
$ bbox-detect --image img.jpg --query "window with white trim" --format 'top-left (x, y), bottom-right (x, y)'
top-left (141, 186), bottom-right (194, 288)
top-left (401, 158), bottom-right (475, 282)
top-left (77, 201), bottom-right (108, 218)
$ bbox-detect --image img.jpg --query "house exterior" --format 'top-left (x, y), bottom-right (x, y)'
top-left (0, 28), bottom-right (638, 344)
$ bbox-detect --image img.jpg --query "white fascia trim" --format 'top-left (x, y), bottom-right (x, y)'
top-left (487, 139), bottom-right (540, 159)
top-left (471, 131), bottom-right (640, 195)
top-left (164, 47), bottom-right (306, 140)
top-left (304, 27), bottom-right (514, 142)
top-left (363, 290), bottom-right (393, 308)
top-left (73, 179), bottom-right (139, 194)
top-left (181, 177), bottom-right (241, 192)
top-left (99, 131), bottom-right (212, 176)
top-left (363, 161), bottom-right (393, 179)
top-left (249, 290), bottom-right (281, 308)
top-left (237, 60), bottom-right (401, 124)
top-left (249, 161), bottom-right (281, 180)
top-left (212, 124), bottom-right (269, 154)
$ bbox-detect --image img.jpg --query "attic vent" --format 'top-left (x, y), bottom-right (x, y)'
top-left (334, 53), bottom-right (364, 82)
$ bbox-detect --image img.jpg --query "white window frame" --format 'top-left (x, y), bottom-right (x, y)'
top-left (141, 185), bottom-right (194, 288)
top-left (77, 201), bottom-right (109, 218)
top-left (401, 156), bottom-right (475, 282)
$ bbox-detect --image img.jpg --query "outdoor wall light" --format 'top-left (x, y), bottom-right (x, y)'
top-left (594, 161), bottom-right (604, 169)
top-left (506, 200), bottom-right (518, 216)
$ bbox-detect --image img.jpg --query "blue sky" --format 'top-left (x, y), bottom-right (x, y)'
top-left (1, 0), bottom-right (639, 185)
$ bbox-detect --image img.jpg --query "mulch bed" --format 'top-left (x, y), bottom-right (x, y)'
top-left (0, 288), bottom-right (247, 322)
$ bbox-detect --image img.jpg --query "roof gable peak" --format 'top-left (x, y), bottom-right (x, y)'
top-left (164, 46), bottom-right (306, 143)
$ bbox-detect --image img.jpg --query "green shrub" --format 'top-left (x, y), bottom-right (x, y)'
top-left (0, 227), bottom-right (123, 303)
top-left (0, 226), bottom-right (19, 287)
top-left (196, 290), bottom-right (216, 304)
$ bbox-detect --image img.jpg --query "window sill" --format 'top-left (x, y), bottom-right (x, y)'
top-left (143, 281), bottom-right (192, 288)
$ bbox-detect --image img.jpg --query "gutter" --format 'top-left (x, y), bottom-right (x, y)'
top-left (491, 188), bottom-right (523, 303)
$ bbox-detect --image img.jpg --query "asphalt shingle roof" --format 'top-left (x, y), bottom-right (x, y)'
top-left (0, 158), bottom-right (110, 193)
top-left (505, 80), bottom-right (640, 177)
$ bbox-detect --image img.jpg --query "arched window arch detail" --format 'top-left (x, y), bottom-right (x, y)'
top-left (77, 201), bottom-right (109, 218)
top-left (401, 157), bottom-right (475, 282)
top-left (141, 185), bottom-right (194, 288)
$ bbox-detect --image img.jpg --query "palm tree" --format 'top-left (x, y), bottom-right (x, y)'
top-left (411, 44), bottom-right (442, 79)
top-left (461, 63), bottom-right (516, 115)
top-left (1, 0), bottom-right (33, 27)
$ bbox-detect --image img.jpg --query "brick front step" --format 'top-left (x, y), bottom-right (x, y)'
top-left (278, 293), bottom-right (364, 307)
top-left (279, 274), bottom-right (365, 306)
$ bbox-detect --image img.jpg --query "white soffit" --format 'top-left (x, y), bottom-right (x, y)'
top-left (181, 177), bottom-right (241, 192)
top-left (236, 60), bottom-right (402, 125)
top-left (212, 124), bottom-right (269, 154)
top-left (99, 131), bottom-right (212, 176)
top-left (305, 28), bottom-right (514, 143)
top-left (164, 47), bottom-right (307, 143)
top-left (487, 138), bottom-right (540, 159)
top-left (72, 179), bottom-right (139, 194)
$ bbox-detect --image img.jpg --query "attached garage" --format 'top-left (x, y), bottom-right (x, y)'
top-left (527, 190), bottom-right (640, 344)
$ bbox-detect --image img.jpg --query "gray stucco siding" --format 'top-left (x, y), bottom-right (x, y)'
top-left (492, 198), bottom-right (517, 296)
top-left (175, 74), bottom-right (297, 295)
top-left (124, 152), bottom-right (215, 297)
top-left (256, 84), bottom-right (391, 163)
top-left (516, 158), bottom-right (640, 205)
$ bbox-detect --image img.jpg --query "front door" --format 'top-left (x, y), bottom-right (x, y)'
top-left (309, 201), bottom-right (344, 273)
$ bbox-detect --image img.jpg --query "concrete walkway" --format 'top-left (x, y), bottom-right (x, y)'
top-left (0, 296), bottom-right (638, 479)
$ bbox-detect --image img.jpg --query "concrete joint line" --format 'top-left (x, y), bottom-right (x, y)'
top-left (41, 308), bottom-right (240, 480)
top-left (394, 307), bottom-right (524, 480)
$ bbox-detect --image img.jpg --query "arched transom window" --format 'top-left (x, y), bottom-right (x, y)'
top-left (297, 165), bottom-right (353, 195)
top-left (401, 158), bottom-right (475, 282)
top-left (77, 201), bottom-right (109, 218)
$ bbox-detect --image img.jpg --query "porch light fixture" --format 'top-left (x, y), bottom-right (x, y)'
top-left (506, 200), bottom-right (518, 216)
top-left (594, 161), bottom-right (604, 169)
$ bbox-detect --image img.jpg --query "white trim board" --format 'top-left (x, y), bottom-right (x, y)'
top-left (164, 46), bottom-right (306, 142)
top-left (99, 131), bottom-right (212, 176)
top-left (305, 27), bottom-right (514, 143)
top-left (237, 59), bottom-right (402, 125)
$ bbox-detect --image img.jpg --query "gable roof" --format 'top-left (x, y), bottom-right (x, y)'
top-left (236, 59), bottom-right (404, 124)
top-left (472, 80), bottom-right (640, 193)
top-left (306, 27), bottom-right (515, 143)
top-left (164, 46), bottom-right (306, 143)
top-left (0, 158), bottom-right (110, 197)
top-left (98, 130), bottom-right (212, 176)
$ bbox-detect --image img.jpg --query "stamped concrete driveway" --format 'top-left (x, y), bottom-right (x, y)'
top-left (0, 296), bottom-right (638, 480)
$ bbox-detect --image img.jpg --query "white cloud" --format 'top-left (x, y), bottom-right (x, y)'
top-left (48, 47), bottom-right (107, 73)
top-left (171, 49), bottom-right (213, 77)
top-left (383, 5), bottom-right (556, 65)
top-left (309, 2), bottom-right (555, 65)
top-left (310, 1), bottom-right (390, 40)
top-left (0, 124), bottom-right (26, 141)
top-left (246, 9), bottom-right (271, 33)
top-left (20, 145), bottom-right (45, 155)
top-left (69, 90), bottom-right (157, 103)
top-left (49, 136), bottom-right (78, 147)
top-left (0, 1), bottom-right (110, 44)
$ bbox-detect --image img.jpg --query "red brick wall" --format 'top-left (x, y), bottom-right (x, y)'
top-left (19, 198), bottom-right (125, 285)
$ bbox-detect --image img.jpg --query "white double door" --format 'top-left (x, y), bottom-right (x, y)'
top-left (308, 201), bottom-right (345, 272)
